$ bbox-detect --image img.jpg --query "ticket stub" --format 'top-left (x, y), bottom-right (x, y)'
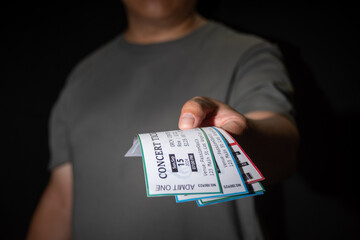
top-left (175, 127), bottom-right (248, 202)
top-left (216, 128), bottom-right (265, 183)
top-left (136, 128), bottom-right (222, 196)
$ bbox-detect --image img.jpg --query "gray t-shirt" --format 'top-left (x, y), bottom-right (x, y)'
top-left (49, 21), bottom-right (294, 240)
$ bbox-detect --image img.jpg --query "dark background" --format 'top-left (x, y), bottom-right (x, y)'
top-left (2, 1), bottom-right (360, 239)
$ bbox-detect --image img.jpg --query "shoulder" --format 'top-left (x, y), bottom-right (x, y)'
top-left (51, 34), bottom-right (123, 111)
top-left (66, 34), bottom-right (123, 84)
top-left (199, 21), bottom-right (281, 62)
top-left (206, 21), bottom-right (270, 49)
top-left (194, 20), bottom-right (283, 71)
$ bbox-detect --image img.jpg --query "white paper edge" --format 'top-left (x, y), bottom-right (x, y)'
top-left (124, 136), bottom-right (142, 157)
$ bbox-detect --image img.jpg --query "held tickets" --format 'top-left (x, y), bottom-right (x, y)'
top-left (125, 127), bottom-right (265, 204)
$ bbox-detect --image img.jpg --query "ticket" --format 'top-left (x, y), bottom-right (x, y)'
top-left (216, 128), bottom-right (265, 183)
top-left (130, 128), bottom-right (223, 196)
top-left (175, 127), bottom-right (248, 202)
top-left (125, 127), bottom-right (265, 205)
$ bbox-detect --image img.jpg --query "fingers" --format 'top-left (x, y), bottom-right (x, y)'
top-left (178, 96), bottom-right (218, 129)
top-left (178, 96), bottom-right (249, 137)
top-left (220, 118), bottom-right (249, 137)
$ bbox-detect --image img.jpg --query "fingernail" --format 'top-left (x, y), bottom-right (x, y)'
top-left (180, 113), bottom-right (195, 129)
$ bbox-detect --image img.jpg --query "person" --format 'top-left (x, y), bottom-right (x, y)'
top-left (27, 0), bottom-right (299, 239)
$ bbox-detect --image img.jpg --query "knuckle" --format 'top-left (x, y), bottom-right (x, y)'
top-left (191, 96), bottom-right (216, 109)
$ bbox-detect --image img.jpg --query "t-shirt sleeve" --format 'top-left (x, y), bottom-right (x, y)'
top-left (48, 91), bottom-right (72, 170)
top-left (47, 48), bottom-right (96, 170)
top-left (228, 41), bottom-right (295, 122)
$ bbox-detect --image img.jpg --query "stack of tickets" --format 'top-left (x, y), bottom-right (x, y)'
top-left (125, 127), bottom-right (265, 206)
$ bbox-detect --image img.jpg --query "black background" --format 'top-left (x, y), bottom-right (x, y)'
top-left (2, 1), bottom-right (360, 239)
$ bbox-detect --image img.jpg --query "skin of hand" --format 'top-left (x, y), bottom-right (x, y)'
top-left (178, 96), bottom-right (299, 185)
top-left (179, 96), bottom-right (249, 136)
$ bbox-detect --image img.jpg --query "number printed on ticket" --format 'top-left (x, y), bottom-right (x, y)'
top-left (137, 128), bottom-right (223, 196)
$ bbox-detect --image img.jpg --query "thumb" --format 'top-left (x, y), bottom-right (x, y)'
top-left (178, 113), bottom-right (196, 129)
top-left (178, 96), bottom-right (218, 129)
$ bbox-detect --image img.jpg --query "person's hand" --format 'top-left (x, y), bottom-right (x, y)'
top-left (178, 96), bottom-right (250, 137)
top-left (178, 96), bottom-right (299, 185)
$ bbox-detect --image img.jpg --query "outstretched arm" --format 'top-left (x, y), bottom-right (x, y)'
top-left (178, 96), bottom-right (299, 185)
